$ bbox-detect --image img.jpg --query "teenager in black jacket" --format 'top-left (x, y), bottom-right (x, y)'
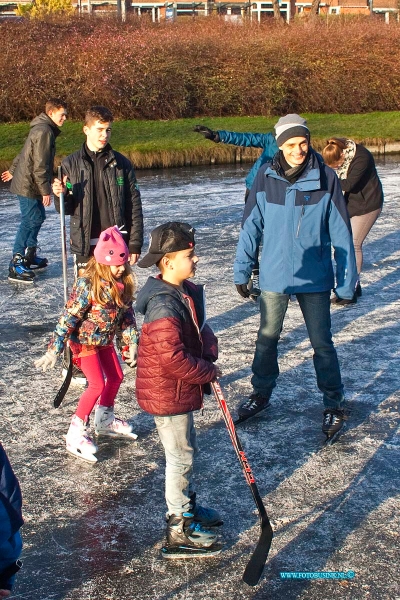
top-left (323, 138), bottom-right (383, 304)
top-left (52, 106), bottom-right (143, 278)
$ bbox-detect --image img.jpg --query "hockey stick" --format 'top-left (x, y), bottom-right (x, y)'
top-left (53, 165), bottom-right (71, 408)
top-left (58, 165), bottom-right (69, 304)
top-left (211, 380), bottom-right (273, 586)
top-left (53, 345), bottom-right (73, 408)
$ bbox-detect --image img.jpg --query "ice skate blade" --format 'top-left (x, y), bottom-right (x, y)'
top-left (95, 430), bottom-right (138, 440)
top-left (66, 447), bottom-right (98, 463)
top-left (234, 406), bottom-right (270, 426)
top-left (161, 542), bottom-right (223, 559)
top-left (322, 423), bottom-right (347, 448)
top-left (8, 276), bottom-right (34, 285)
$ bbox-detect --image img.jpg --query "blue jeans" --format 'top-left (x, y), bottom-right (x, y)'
top-left (13, 195), bottom-right (46, 255)
top-left (154, 412), bottom-right (198, 517)
top-left (252, 291), bottom-right (344, 409)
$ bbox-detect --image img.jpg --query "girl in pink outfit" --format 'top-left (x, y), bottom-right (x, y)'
top-left (35, 226), bottom-right (138, 463)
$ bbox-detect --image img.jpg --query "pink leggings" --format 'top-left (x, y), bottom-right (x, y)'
top-left (74, 345), bottom-right (123, 422)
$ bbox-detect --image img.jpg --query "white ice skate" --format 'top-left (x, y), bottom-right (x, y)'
top-left (66, 415), bottom-right (98, 463)
top-left (94, 405), bottom-right (138, 440)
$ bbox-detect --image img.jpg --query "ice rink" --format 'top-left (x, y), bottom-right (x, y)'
top-left (0, 161), bottom-right (399, 599)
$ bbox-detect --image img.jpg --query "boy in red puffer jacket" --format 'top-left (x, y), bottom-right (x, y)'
top-left (136, 222), bottom-right (223, 559)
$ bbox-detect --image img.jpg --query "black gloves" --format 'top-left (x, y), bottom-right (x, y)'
top-left (236, 284), bottom-right (250, 299)
top-left (193, 125), bottom-right (220, 143)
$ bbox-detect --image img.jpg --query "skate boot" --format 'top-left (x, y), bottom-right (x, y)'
top-left (248, 268), bottom-right (261, 301)
top-left (94, 405), bottom-right (138, 439)
top-left (162, 513), bottom-right (222, 559)
top-left (25, 246), bottom-right (48, 270)
top-left (8, 253), bottom-right (35, 284)
top-left (66, 415), bottom-right (98, 463)
top-left (322, 408), bottom-right (345, 439)
top-left (190, 493), bottom-right (223, 527)
top-left (236, 391), bottom-right (271, 424)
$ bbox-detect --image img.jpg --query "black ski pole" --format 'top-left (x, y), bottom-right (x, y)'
top-left (211, 380), bottom-right (273, 586)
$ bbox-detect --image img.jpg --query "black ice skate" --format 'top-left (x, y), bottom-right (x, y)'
top-left (322, 408), bottom-right (346, 446)
top-left (8, 253), bottom-right (35, 284)
top-left (234, 392), bottom-right (271, 425)
top-left (161, 513), bottom-right (223, 559)
top-left (25, 246), bottom-right (48, 270)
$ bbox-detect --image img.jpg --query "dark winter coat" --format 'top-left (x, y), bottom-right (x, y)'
top-left (9, 113), bottom-right (61, 200)
top-left (54, 144), bottom-right (143, 255)
top-left (234, 149), bottom-right (358, 300)
top-left (48, 277), bottom-right (138, 355)
top-left (136, 276), bottom-right (218, 416)
top-left (217, 130), bottom-right (278, 190)
top-left (0, 443), bottom-right (23, 592)
top-left (339, 145), bottom-right (384, 218)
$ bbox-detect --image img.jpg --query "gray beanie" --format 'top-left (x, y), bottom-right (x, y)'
top-left (274, 114), bottom-right (310, 146)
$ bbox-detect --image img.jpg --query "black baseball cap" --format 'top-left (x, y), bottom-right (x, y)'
top-left (138, 222), bottom-right (196, 268)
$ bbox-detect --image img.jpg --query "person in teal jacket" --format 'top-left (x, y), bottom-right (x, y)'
top-left (194, 124), bottom-right (278, 297)
top-left (233, 114), bottom-right (357, 440)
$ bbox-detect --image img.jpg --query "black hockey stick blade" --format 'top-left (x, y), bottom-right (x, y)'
top-left (211, 381), bottom-right (273, 586)
top-left (53, 346), bottom-right (72, 408)
top-left (242, 514), bottom-right (273, 586)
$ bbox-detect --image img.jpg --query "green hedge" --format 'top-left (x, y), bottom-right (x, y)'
top-left (1, 16), bottom-right (400, 122)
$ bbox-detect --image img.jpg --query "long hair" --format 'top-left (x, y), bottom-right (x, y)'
top-left (83, 257), bottom-right (136, 308)
top-left (322, 137), bottom-right (348, 166)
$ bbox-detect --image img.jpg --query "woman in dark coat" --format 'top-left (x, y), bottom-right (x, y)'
top-left (322, 138), bottom-right (384, 303)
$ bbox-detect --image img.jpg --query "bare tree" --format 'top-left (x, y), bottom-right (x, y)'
top-left (272, 0), bottom-right (284, 21)
top-left (310, 0), bottom-right (321, 16)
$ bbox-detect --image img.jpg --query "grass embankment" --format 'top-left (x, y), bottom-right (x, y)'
top-left (1, 113), bottom-right (400, 171)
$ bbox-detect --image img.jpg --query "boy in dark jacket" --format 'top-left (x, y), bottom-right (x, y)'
top-left (52, 106), bottom-right (143, 277)
top-left (1, 98), bottom-right (67, 283)
top-left (136, 222), bottom-right (223, 558)
top-left (0, 443), bottom-right (23, 597)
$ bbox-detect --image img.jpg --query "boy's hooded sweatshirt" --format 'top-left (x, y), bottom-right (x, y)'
top-left (136, 276), bottom-right (218, 416)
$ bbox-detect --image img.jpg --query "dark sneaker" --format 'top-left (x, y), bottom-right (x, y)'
top-left (238, 392), bottom-right (271, 419)
top-left (356, 282), bottom-right (362, 297)
top-left (331, 294), bottom-right (357, 306)
top-left (8, 253), bottom-right (35, 284)
top-left (190, 493), bottom-right (223, 527)
top-left (322, 408), bottom-right (345, 437)
top-left (162, 513), bottom-right (222, 559)
top-left (25, 246), bottom-right (48, 270)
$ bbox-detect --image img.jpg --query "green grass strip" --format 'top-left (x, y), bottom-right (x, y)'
top-left (1, 112), bottom-right (400, 170)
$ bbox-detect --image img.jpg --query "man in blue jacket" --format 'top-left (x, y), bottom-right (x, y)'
top-left (234, 114), bottom-right (357, 439)
top-left (194, 124), bottom-right (278, 299)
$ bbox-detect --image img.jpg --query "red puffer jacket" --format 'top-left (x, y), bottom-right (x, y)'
top-left (135, 276), bottom-right (218, 416)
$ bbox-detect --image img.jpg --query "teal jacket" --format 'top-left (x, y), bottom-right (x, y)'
top-left (217, 130), bottom-right (278, 190)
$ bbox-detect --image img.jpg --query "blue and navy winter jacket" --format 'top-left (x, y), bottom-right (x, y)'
top-left (234, 150), bottom-right (358, 300)
top-left (217, 131), bottom-right (278, 190)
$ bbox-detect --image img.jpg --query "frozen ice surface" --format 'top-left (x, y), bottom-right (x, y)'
top-left (0, 161), bottom-right (399, 599)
